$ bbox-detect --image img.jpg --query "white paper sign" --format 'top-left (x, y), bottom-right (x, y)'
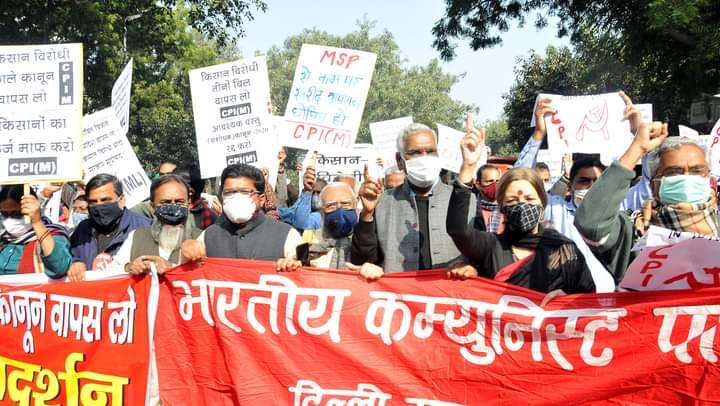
top-left (82, 108), bottom-right (150, 208)
top-left (301, 144), bottom-right (379, 185)
top-left (635, 103), bottom-right (653, 122)
top-left (111, 58), bottom-right (133, 134)
top-left (536, 92), bottom-right (632, 159)
top-left (437, 124), bottom-right (466, 173)
top-left (536, 149), bottom-right (563, 180)
top-left (678, 125), bottom-right (700, 139)
top-left (0, 43), bottom-right (83, 183)
top-left (707, 117), bottom-right (720, 175)
top-left (369, 116), bottom-right (413, 168)
top-left (283, 44), bottom-right (377, 150)
top-left (621, 238), bottom-right (720, 291)
top-left (190, 56), bottom-right (273, 179)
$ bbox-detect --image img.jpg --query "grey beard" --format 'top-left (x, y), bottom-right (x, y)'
top-left (152, 222), bottom-right (184, 252)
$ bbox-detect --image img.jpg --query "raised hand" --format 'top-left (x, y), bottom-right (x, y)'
top-left (533, 97), bottom-right (555, 139)
top-left (620, 91), bottom-right (642, 133)
top-left (303, 166), bottom-right (317, 192)
top-left (359, 164), bottom-right (383, 222)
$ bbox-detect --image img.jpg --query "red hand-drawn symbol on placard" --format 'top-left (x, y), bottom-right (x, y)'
top-left (575, 100), bottom-right (609, 141)
top-left (663, 266), bottom-right (720, 289)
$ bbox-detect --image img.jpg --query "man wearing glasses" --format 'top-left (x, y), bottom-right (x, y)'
top-left (67, 173), bottom-right (151, 281)
top-left (182, 164), bottom-right (303, 262)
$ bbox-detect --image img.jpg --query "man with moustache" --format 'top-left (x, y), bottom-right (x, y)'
top-left (112, 174), bottom-right (202, 274)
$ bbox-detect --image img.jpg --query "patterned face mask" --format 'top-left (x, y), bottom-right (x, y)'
top-left (501, 203), bottom-right (543, 233)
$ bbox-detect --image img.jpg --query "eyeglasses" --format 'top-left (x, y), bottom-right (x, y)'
top-left (654, 167), bottom-right (709, 179)
top-left (323, 200), bottom-right (355, 213)
top-left (221, 189), bottom-right (259, 199)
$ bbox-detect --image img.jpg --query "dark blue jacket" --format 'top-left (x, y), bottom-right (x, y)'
top-left (70, 208), bottom-right (151, 269)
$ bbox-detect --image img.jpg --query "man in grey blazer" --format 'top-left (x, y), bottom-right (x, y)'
top-left (350, 123), bottom-right (477, 278)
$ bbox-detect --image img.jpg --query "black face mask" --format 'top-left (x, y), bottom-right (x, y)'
top-left (155, 204), bottom-right (189, 226)
top-left (89, 201), bottom-right (124, 229)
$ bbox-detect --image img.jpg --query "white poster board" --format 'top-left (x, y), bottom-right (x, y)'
top-left (111, 58), bottom-right (133, 134)
top-left (301, 144), bottom-right (379, 185)
top-left (283, 44), bottom-right (377, 150)
top-left (437, 124), bottom-right (466, 173)
top-left (635, 103), bottom-right (653, 122)
top-left (536, 149), bottom-right (563, 181)
top-left (189, 56), bottom-right (273, 179)
top-left (0, 43), bottom-right (83, 183)
top-left (534, 92), bottom-right (632, 160)
top-left (708, 117), bottom-right (720, 176)
top-left (369, 116), bottom-right (413, 168)
top-left (82, 108), bottom-right (150, 208)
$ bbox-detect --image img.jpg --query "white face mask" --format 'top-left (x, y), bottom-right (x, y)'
top-left (573, 188), bottom-right (589, 208)
top-left (404, 155), bottom-right (441, 188)
top-left (2, 217), bottom-right (32, 238)
top-left (223, 194), bottom-right (257, 224)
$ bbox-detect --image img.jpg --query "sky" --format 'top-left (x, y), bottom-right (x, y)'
top-left (237, 0), bottom-right (569, 123)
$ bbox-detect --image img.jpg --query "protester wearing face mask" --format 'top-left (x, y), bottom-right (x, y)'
top-left (543, 157), bottom-right (615, 292)
top-left (181, 164), bottom-right (303, 262)
top-left (111, 175), bottom-right (201, 275)
top-left (350, 123), bottom-right (476, 279)
top-left (277, 182), bottom-right (360, 271)
top-left (0, 185), bottom-right (72, 277)
top-left (70, 195), bottom-right (89, 230)
top-left (446, 129), bottom-right (595, 294)
top-left (473, 164), bottom-right (504, 233)
top-left (279, 165), bottom-right (327, 234)
top-left (67, 174), bottom-right (151, 281)
top-left (574, 121), bottom-right (716, 282)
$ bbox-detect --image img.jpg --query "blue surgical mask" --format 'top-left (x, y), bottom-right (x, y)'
top-left (72, 212), bottom-right (88, 226)
top-left (311, 194), bottom-right (322, 211)
top-left (659, 175), bottom-right (710, 205)
top-left (323, 208), bottom-right (358, 238)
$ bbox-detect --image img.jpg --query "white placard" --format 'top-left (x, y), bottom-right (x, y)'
top-left (533, 92), bottom-right (632, 159)
top-left (369, 116), bottom-right (413, 168)
top-left (437, 124), bottom-right (465, 173)
top-left (301, 144), bottom-right (379, 185)
top-left (189, 56), bottom-right (273, 179)
top-left (82, 108), bottom-right (150, 208)
top-left (536, 149), bottom-right (563, 180)
top-left (111, 58), bottom-right (133, 134)
top-left (707, 117), bottom-right (720, 176)
top-left (635, 103), bottom-right (652, 122)
top-left (679, 124), bottom-right (700, 139)
top-left (0, 43), bottom-right (83, 183)
top-left (621, 238), bottom-right (720, 291)
top-left (283, 44), bottom-right (377, 150)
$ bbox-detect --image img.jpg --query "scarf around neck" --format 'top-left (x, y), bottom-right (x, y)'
top-left (635, 198), bottom-right (720, 237)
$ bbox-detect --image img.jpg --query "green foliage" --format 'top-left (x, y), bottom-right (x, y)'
top-left (481, 118), bottom-right (515, 156)
top-left (265, 21), bottom-right (476, 147)
top-left (0, 0), bottom-right (266, 168)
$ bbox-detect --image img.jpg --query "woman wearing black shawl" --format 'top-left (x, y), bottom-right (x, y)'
top-left (446, 125), bottom-right (595, 294)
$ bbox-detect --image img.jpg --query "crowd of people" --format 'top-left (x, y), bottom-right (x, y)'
top-left (0, 91), bottom-right (715, 302)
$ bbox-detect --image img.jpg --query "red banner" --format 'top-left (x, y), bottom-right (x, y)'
top-left (156, 259), bottom-right (720, 405)
top-left (0, 272), bottom-right (152, 405)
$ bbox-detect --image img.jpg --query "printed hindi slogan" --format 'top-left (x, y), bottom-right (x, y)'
top-left (283, 44), bottom-right (377, 150)
top-left (189, 56), bottom-right (274, 179)
top-left (82, 108), bottom-right (151, 208)
top-left (301, 143), bottom-right (379, 184)
top-left (0, 44), bottom-right (83, 183)
top-left (0, 272), bottom-right (153, 405)
top-left (156, 259), bottom-right (720, 405)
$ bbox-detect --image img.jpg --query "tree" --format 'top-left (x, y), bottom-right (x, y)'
top-left (0, 0), bottom-right (266, 168)
top-left (265, 22), bottom-right (476, 147)
top-left (433, 0), bottom-right (720, 132)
